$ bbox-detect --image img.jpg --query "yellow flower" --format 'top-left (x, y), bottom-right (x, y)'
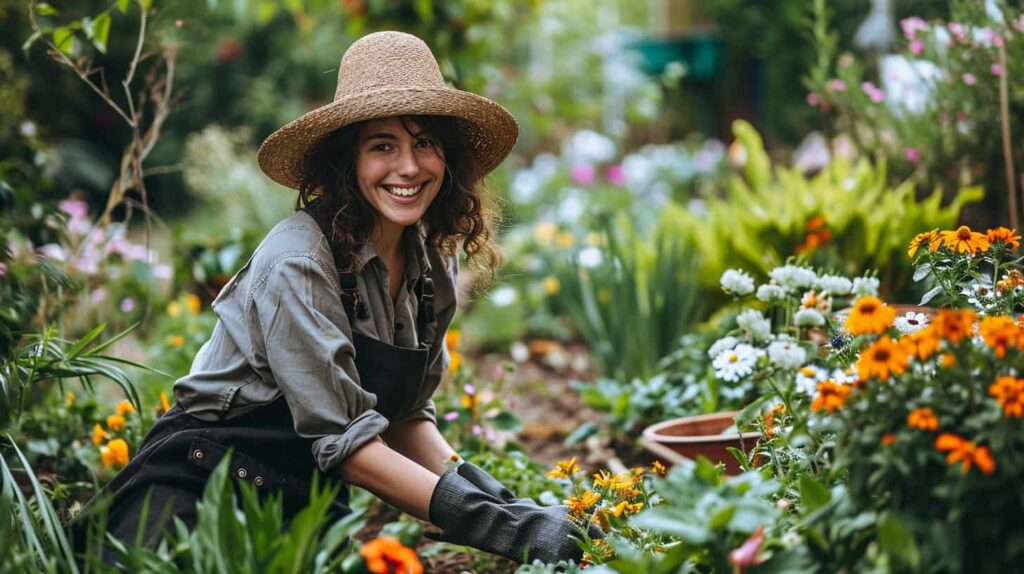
top-left (92, 423), bottom-right (106, 446)
top-left (845, 296), bottom-right (896, 335)
top-left (651, 460), bottom-right (667, 476)
top-left (185, 293), bottom-right (202, 315)
top-left (908, 229), bottom-right (941, 257)
top-left (546, 457), bottom-right (579, 479)
top-left (592, 470), bottom-right (633, 493)
top-left (100, 438), bottom-right (130, 469)
top-left (158, 392), bottom-right (171, 415)
top-left (542, 276), bottom-right (560, 295)
top-left (987, 226), bottom-right (1021, 248)
top-left (167, 301), bottom-right (182, 318)
top-left (941, 225), bottom-right (990, 255)
top-left (533, 222), bottom-right (558, 246)
top-left (554, 231), bottom-right (575, 248)
top-left (65, 391), bottom-right (75, 407)
top-left (169, 335), bottom-right (185, 347)
top-left (460, 393), bottom-right (477, 410)
top-left (116, 399), bottom-right (135, 416)
top-left (566, 490), bottom-right (601, 518)
top-left (856, 336), bottom-right (909, 381)
top-left (448, 350), bottom-right (462, 374)
top-left (106, 414), bottom-right (125, 431)
top-left (907, 407), bottom-right (939, 431)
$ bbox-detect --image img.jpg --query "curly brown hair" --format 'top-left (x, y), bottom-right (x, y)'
top-left (296, 115), bottom-right (502, 281)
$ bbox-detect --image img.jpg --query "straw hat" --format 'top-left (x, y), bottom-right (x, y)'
top-left (258, 31), bottom-right (519, 191)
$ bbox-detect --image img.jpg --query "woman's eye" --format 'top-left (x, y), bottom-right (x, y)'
top-left (415, 139), bottom-right (435, 148)
top-left (372, 143), bottom-right (392, 152)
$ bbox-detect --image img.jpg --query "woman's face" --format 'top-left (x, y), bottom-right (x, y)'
top-left (355, 117), bottom-right (446, 235)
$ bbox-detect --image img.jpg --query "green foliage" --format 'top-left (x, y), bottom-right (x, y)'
top-left (678, 120), bottom-right (981, 299)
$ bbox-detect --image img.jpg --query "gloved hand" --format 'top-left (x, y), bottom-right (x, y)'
top-left (454, 460), bottom-right (519, 504)
top-left (428, 468), bottom-right (594, 564)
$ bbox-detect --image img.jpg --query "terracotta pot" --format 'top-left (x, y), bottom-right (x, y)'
top-left (641, 411), bottom-right (759, 475)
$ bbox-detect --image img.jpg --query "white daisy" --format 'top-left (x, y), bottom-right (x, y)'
top-left (768, 341), bottom-right (807, 370)
top-left (708, 336), bottom-right (740, 360)
top-left (713, 343), bottom-right (761, 382)
top-left (736, 309), bottom-right (772, 342)
top-left (795, 364), bottom-right (829, 395)
top-left (720, 269), bottom-right (755, 296)
top-left (830, 367), bottom-right (858, 385)
top-left (893, 312), bottom-right (930, 334)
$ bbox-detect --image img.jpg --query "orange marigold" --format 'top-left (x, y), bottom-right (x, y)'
top-left (100, 438), bottom-right (130, 469)
top-left (547, 457), bottom-right (579, 480)
top-left (881, 433), bottom-right (897, 446)
top-left (845, 296), bottom-right (897, 335)
top-left (979, 316), bottom-right (1021, 359)
top-left (996, 270), bottom-right (1024, 293)
top-left (935, 433), bottom-right (995, 475)
top-left (91, 423), bottom-right (106, 446)
top-left (908, 229), bottom-right (941, 257)
top-left (987, 226), bottom-right (1021, 249)
top-left (899, 325), bottom-right (941, 361)
top-left (907, 407), bottom-right (939, 431)
top-left (989, 375), bottom-right (1024, 417)
top-left (934, 309), bottom-right (977, 344)
top-left (106, 414), bottom-right (125, 431)
top-left (856, 336), bottom-right (909, 381)
top-left (360, 536), bottom-right (423, 574)
top-left (566, 490), bottom-right (602, 518)
top-left (811, 380), bottom-right (852, 413)
top-left (651, 460), bottom-right (667, 476)
top-left (116, 399), bottom-right (135, 416)
top-left (445, 329), bottom-right (461, 352)
top-left (941, 225), bottom-right (990, 255)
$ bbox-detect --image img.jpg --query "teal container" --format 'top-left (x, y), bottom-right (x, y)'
top-left (629, 34), bottom-right (725, 82)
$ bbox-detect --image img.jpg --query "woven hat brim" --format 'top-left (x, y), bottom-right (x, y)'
top-left (257, 87), bottom-right (519, 191)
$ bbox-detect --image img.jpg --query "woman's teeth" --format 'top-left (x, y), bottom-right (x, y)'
top-left (383, 184), bottom-right (422, 197)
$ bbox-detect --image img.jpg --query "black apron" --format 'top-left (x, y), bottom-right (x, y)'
top-left (73, 206), bottom-right (436, 550)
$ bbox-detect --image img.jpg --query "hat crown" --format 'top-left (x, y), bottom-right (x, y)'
top-left (335, 31), bottom-right (446, 100)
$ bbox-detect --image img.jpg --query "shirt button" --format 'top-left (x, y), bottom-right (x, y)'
top-left (254, 476), bottom-right (264, 487)
top-left (236, 468), bottom-right (248, 479)
top-left (193, 449), bottom-right (204, 460)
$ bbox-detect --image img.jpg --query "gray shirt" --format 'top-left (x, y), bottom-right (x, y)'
top-left (173, 210), bottom-right (458, 473)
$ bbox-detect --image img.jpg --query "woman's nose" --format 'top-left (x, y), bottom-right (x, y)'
top-left (395, 146), bottom-right (420, 177)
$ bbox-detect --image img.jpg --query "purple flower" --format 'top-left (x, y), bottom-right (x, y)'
top-left (569, 163), bottom-right (595, 186)
top-left (604, 164), bottom-right (626, 186)
top-left (909, 39), bottom-right (924, 55)
top-left (463, 384), bottom-right (476, 395)
top-left (905, 148), bottom-right (922, 163)
top-left (900, 17), bottom-right (928, 40)
top-left (120, 297), bottom-right (135, 313)
top-left (992, 64), bottom-right (1003, 76)
top-left (471, 424), bottom-right (483, 436)
top-left (443, 411), bottom-right (459, 422)
top-left (962, 73), bottom-right (977, 86)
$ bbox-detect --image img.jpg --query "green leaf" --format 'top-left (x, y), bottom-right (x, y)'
top-left (709, 505), bottom-right (736, 529)
top-left (564, 421), bottom-right (599, 446)
top-left (52, 26), bottom-right (75, 56)
top-left (878, 513), bottom-right (920, 570)
top-left (36, 2), bottom-right (59, 15)
top-left (118, 0), bottom-right (130, 12)
top-left (489, 411), bottom-right (522, 432)
top-left (912, 263), bottom-right (932, 282)
top-left (92, 13), bottom-right (111, 54)
top-left (919, 285), bottom-right (943, 306)
top-left (21, 30), bottom-right (42, 55)
top-left (799, 475), bottom-right (830, 512)
top-left (631, 509), bottom-right (710, 544)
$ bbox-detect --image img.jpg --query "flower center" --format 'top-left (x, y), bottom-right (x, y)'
top-left (957, 227), bottom-right (972, 240)
top-left (728, 353), bottom-right (739, 363)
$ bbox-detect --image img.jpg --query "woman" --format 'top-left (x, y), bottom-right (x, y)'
top-left (80, 31), bottom-right (591, 564)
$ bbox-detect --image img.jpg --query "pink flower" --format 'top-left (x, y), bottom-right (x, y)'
top-left (1015, 14), bottom-right (1024, 33)
top-left (948, 23), bottom-right (966, 41)
top-left (0, 262), bottom-right (6, 277)
top-left (729, 526), bottom-right (765, 571)
top-left (120, 297), bottom-right (135, 313)
top-left (604, 164), bottom-right (626, 186)
top-left (992, 63), bottom-right (1003, 76)
top-left (806, 92), bottom-right (820, 107)
top-left (569, 163), bottom-right (595, 186)
top-left (443, 411), bottom-right (459, 422)
top-left (900, 16), bottom-right (928, 40)
top-left (58, 199), bottom-right (88, 220)
top-left (463, 384), bottom-right (476, 395)
top-left (828, 79), bottom-right (847, 93)
top-left (909, 39), bottom-right (925, 55)
top-left (860, 82), bottom-right (884, 103)
top-left (962, 73), bottom-right (977, 86)
top-left (906, 148), bottom-right (922, 163)
top-left (471, 424), bottom-right (483, 436)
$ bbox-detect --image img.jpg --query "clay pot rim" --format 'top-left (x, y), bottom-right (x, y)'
top-left (641, 411), bottom-right (760, 444)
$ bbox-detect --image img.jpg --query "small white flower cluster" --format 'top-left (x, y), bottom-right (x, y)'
top-left (720, 269), bottom-right (755, 296)
top-left (770, 265), bottom-right (819, 292)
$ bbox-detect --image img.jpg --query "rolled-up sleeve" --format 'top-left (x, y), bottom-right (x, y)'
top-left (250, 254), bottom-right (389, 472)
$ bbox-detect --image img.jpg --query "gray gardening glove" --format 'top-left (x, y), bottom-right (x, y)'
top-left (428, 469), bottom-right (590, 564)
top-left (455, 461), bottom-right (521, 504)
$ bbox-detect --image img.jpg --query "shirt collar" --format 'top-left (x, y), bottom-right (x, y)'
top-left (350, 222), bottom-right (432, 280)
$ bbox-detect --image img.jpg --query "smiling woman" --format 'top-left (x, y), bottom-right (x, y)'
top-left (73, 30), bottom-right (597, 566)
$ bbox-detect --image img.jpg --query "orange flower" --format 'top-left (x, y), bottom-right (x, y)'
top-left (900, 325), bottom-right (941, 361)
top-left (448, 350), bottom-right (462, 374)
top-left (935, 433), bottom-right (995, 474)
top-left (856, 336), bottom-right (909, 381)
top-left (445, 329), bottom-right (461, 352)
top-left (763, 403), bottom-right (786, 438)
top-left (881, 433), bottom-right (897, 446)
top-left (106, 414), bottom-right (125, 431)
top-left (566, 490), bottom-right (601, 518)
top-left (811, 380), bottom-right (852, 413)
top-left (907, 407), bottom-right (939, 431)
top-left (989, 375), bottom-right (1024, 417)
top-left (651, 460), bottom-right (667, 476)
top-left (987, 226), bottom-right (1021, 248)
top-left (997, 269), bottom-right (1024, 293)
top-left (159, 392), bottom-right (171, 415)
top-left (941, 225), bottom-right (990, 255)
top-left (845, 296), bottom-right (897, 335)
top-left (908, 229), bottom-right (941, 257)
top-left (100, 438), bottom-right (130, 469)
top-left (168, 335), bottom-right (185, 347)
top-left (185, 293), bottom-right (202, 315)
top-left (91, 423), bottom-right (106, 446)
top-left (806, 214), bottom-right (827, 231)
top-left (939, 353), bottom-right (957, 368)
top-left (360, 536), bottom-right (423, 574)
top-left (933, 309), bottom-right (977, 344)
top-left (979, 316), bottom-right (1020, 359)
top-left (546, 457), bottom-right (579, 480)
top-left (116, 399), bottom-right (135, 416)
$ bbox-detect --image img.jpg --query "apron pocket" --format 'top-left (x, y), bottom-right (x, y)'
top-left (187, 435), bottom-right (289, 491)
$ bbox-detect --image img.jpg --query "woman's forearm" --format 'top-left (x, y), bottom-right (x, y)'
top-left (336, 437), bottom-right (440, 521)
top-left (382, 419), bottom-right (456, 475)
